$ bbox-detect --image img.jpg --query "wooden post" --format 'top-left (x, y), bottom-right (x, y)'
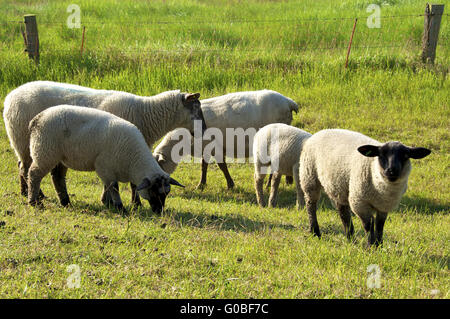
top-left (80, 26), bottom-right (86, 56)
top-left (421, 4), bottom-right (445, 64)
top-left (345, 18), bottom-right (358, 69)
top-left (24, 14), bottom-right (39, 63)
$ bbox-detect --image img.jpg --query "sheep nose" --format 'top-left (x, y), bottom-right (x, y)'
top-left (386, 168), bottom-right (395, 175)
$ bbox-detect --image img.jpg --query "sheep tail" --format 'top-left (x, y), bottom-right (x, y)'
top-left (286, 97), bottom-right (299, 114)
top-left (28, 112), bottom-right (43, 133)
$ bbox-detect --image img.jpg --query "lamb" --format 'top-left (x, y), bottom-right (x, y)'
top-left (299, 129), bottom-right (431, 246)
top-left (3, 81), bottom-right (203, 205)
top-left (27, 105), bottom-right (184, 213)
top-left (153, 90), bottom-right (299, 189)
top-left (253, 123), bottom-right (311, 208)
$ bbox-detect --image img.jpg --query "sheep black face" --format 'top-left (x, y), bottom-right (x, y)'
top-left (182, 93), bottom-right (207, 135)
top-left (358, 142), bottom-right (431, 182)
top-left (136, 175), bottom-right (184, 213)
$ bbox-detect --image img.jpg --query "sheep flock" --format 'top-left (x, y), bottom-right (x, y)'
top-left (3, 81), bottom-right (431, 247)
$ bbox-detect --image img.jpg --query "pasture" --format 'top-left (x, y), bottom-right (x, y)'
top-left (0, 0), bottom-right (448, 298)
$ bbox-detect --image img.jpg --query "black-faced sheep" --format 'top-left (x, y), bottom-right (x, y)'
top-left (3, 81), bottom-right (203, 205)
top-left (299, 129), bottom-right (431, 246)
top-left (27, 105), bottom-right (184, 213)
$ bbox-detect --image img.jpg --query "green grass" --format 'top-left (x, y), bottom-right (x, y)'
top-left (0, 0), bottom-right (448, 298)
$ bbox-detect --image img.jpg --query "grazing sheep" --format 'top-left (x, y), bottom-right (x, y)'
top-left (3, 81), bottom-right (203, 204)
top-left (299, 129), bottom-right (431, 246)
top-left (253, 123), bottom-right (311, 208)
top-left (27, 105), bottom-right (184, 213)
top-left (153, 90), bottom-right (299, 189)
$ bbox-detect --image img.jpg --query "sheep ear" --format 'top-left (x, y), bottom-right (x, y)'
top-left (357, 145), bottom-right (379, 157)
top-left (136, 178), bottom-right (151, 191)
top-left (169, 177), bottom-right (185, 188)
top-left (408, 147), bottom-right (431, 159)
top-left (184, 93), bottom-right (200, 101)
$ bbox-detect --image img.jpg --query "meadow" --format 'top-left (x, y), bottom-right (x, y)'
top-left (0, 0), bottom-right (448, 298)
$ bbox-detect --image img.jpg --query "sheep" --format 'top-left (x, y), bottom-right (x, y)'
top-left (27, 105), bottom-right (185, 213)
top-left (299, 129), bottom-right (431, 246)
top-left (153, 90), bottom-right (299, 189)
top-left (253, 123), bottom-right (311, 208)
top-left (3, 81), bottom-right (204, 205)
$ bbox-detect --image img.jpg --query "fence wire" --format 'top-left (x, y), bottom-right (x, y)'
top-left (1, 13), bottom-right (448, 55)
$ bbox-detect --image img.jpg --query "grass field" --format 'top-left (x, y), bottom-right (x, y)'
top-left (0, 0), bottom-right (448, 298)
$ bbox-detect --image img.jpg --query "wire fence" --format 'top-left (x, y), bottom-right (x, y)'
top-left (1, 13), bottom-right (448, 57)
top-left (2, 13), bottom-right (449, 25)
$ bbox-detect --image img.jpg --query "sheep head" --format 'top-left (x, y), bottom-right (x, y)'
top-left (358, 142), bottom-right (431, 182)
top-left (136, 174), bottom-right (184, 213)
top-left (182, 92), bottom-right (207, 135)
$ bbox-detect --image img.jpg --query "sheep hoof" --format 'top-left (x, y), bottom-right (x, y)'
top-left (38, 189), bottom-right (46, 200)
top-left (115, 203), bottom-right (128, 215)
top-left (257, 201), bottom-right (266, 207)
top-left (296, 201), bottom-right (305, 210)
top-left (60, 198), bottom-right (71, 207)
top-left (195, 183), bottom-right (206, 191)
top-left (312, 229), bottom-right (321, 238)
top-left (227, 181), bottom-right (235, 190)
top-left (29, 200), bottom-right (44, 209)
top-left (285, 176), bottom-right (294, 185)
top-left (132, 200), bottom-right (142, 207)
top-left (268, 201), bottom-right (277, 208)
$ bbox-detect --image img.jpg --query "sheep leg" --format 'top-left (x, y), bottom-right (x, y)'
top-left (51, 163), bottom-right (71, 207)
top-left (217, 162), bottom-right (234, 189)
top-left (19, 159), bottom-right (46, 199)
top-left (103, 182), bottom-right (127, 215)
top-left (18, 160), bottom-right (28, 196)
top-left (130, 183), bottom-right (142, 207)
top-left (110, 184), bottom-right (127, 214)
top-left (337, 204), bottom-right (354, 240)
top-left (268, 172), bottom-right (282, 208)
top-left (375, 211), bottom-right (387, 247)
top-left (101, 185), bottom-right (114, 207)
top-left (293, 163), bottom-right (304, 209)
top-left (266, 174), bottom-right (272, 189)
top-left (254, 161), bottom-right (267, 207)
top-left (285, 175), bottom-right (294, 185)
top-left (27, 163), bottom-right (49, 207)
top-left (196, 159), bottom-right (208, 190)
top-left (303, 185), bottom-right (321, 237)
top-left (361, 215), bottom-right (376, 247)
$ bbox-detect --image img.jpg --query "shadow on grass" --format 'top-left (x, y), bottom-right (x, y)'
top-left (163, 209), bottom-right (298, 233)
top-left (175, 183), bottom-right (337, 210)
top-left (424, 254), bottom-right (449, 270)
top-left (176, 185), bottom-right (257, 205)
top-left (399, 195), bottom-right (449, 215)
top-left (61, 197), bottom-right (299, 234)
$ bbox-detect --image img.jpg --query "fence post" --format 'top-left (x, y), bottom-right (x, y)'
top-left (80, 26), bottom-right (86, 56)
top-left (421, 3), bottom-right (445, 64)
top-left (24, 14), bottom-right (39, 63)
top-left (345, 18), bottom-right (358, 69)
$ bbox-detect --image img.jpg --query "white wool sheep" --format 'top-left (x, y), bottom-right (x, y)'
top-left (3, 81), bottom-right (203, 204)
top-left (299, 129), bottom-right (431, 246)
top-left (153, 90), bottom-right (299, 189)
top-left (253, 123), bottom-right (311, 208)
top-left (27, 105), bottom-right (184, 213)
